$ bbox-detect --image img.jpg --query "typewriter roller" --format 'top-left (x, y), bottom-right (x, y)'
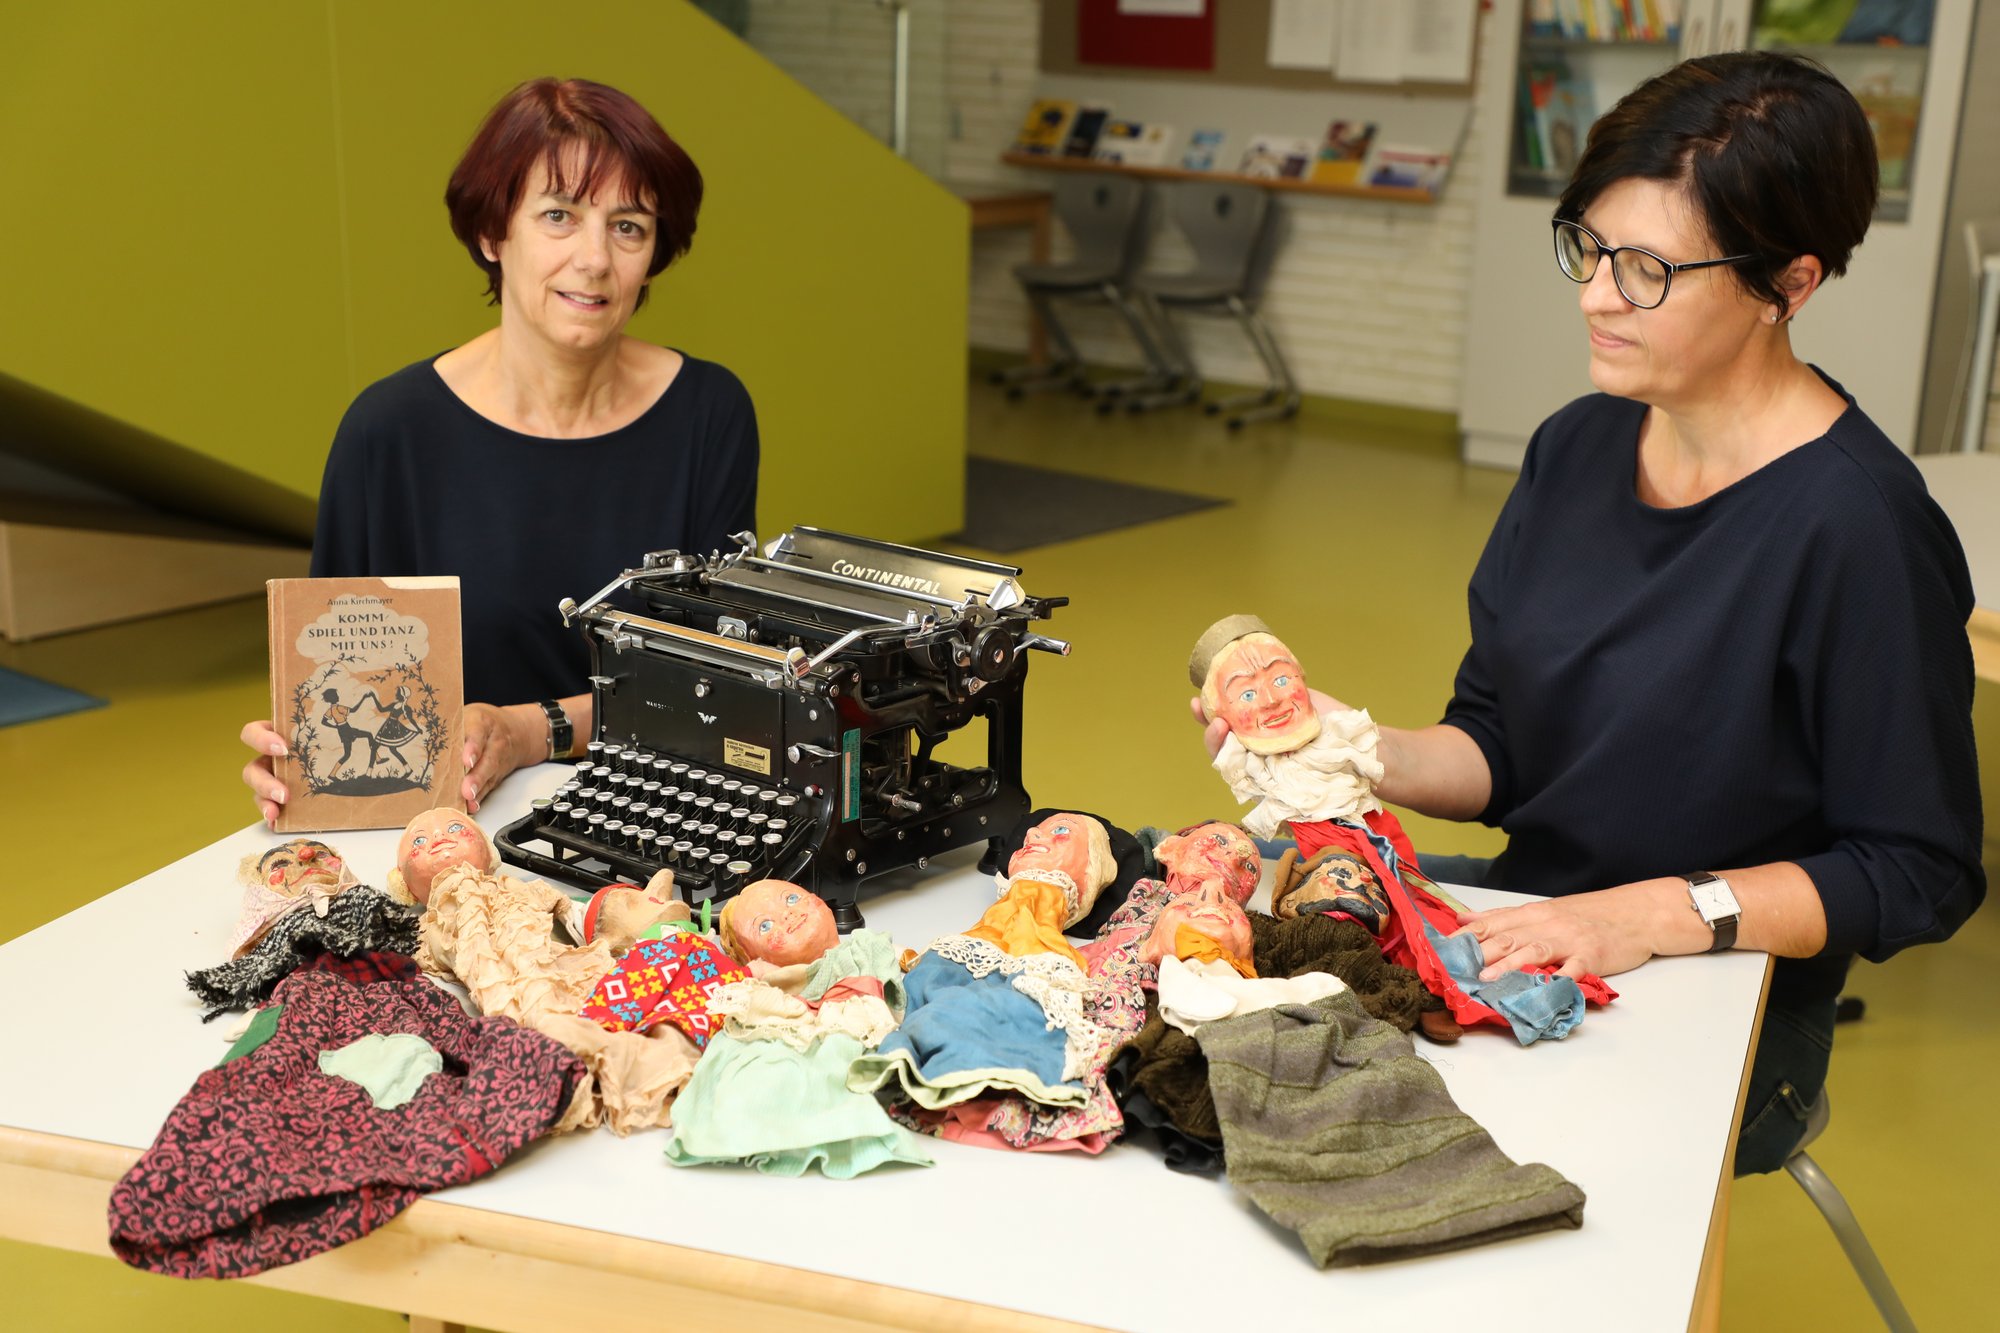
top-left (496, 527), bottom-right (1069, 928)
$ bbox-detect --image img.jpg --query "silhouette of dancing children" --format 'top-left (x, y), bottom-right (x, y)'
top-left (318, 688), bottom-right (372, 773)
top-left (368, 685), bottom-right (423, 771)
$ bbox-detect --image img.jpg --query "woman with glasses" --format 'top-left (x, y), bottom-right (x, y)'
top-left (1227, 52), bottom-right (1982, 1174)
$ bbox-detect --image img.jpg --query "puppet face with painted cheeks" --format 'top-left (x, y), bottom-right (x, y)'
top-left (720, 880), bottom-right (839, 967)
top-left (251, 840), bottom-right (350, 899)
top-left (1202, 632), bottom-right (1319, 756)
top-left (1156, 820), bottom-right (1261, 904)
top-left (394, 809), bottom-right (496, 906)
top-left (1139, 886), bottom-right (1254, 968)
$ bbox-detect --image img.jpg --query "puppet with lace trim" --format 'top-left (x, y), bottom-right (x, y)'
top-left (406, 811), bottom-right (704, 1134)
top-left (848, 813), bottom-right (1120, 1113)
top-left (1190, 616), bottom-right (1616, 1042)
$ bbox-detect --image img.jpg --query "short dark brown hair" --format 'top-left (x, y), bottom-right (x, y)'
top-left (444, 78), bottom-right (702, 307)
top-left (1557, 51), bottom-right (1877, 313)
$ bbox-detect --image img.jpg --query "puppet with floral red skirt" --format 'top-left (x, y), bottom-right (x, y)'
top-left (1189, 614), bottom-right (1615, 1044)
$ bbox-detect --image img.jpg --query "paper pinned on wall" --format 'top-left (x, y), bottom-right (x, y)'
top-left (1335, 0), bottom-right (1402, 84)
top-left (1268, 0), bottom-right (1340, 72)
top-left (1117, 0), bottom-right (1206, 15)
top-left (1401, 0), bottom-right (1477, 84)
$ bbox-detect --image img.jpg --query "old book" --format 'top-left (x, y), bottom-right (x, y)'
top-left (267, 575), bottom-right (465, 833)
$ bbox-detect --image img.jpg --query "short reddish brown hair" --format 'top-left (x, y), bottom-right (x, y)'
top-left (445, 78), bottom-right (702, 307)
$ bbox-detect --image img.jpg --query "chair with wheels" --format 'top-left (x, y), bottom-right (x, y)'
top-left (1124, 180), bottom-right (1299, 429)
top-left (989, 173), bottom-right (1175, 400)
top-left (1783, 1090), bottom-right (1917, 1332)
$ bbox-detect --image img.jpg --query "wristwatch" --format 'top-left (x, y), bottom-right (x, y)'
top-left (1682, 871), bottom-right (1741, 953)
top-left (536, 699), bottom-right (573, 762)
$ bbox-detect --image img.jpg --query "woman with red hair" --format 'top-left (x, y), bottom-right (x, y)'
top-left (242, 78), bottom-right (758, 822)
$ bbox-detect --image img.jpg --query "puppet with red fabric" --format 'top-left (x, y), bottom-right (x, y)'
top-left (1188, 615), bottom-right (1614, 1042)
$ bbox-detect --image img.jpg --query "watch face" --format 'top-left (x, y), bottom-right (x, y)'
top-left (1692, 876), bottom-right (1740, 922)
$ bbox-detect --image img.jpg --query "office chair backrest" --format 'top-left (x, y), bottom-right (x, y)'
top-left (1052, 173), bottom-right (1152, 280)
top-left (1170, 181), bottom-right (1274, 294)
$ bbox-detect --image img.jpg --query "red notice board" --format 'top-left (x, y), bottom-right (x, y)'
top-left (1076, 0), bottom-right (1215, 72)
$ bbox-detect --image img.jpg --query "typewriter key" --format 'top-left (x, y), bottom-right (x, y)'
top-left (745, 812), bottom-right (768, 832)
top-left (685, 767), bottom-right (708, 782)
top-left (720, 779), bottom-right (744, 798)
top-left (733, 834), bottom-right (757, 853)
top-left (610, 796), bottom-right (632, 816)
top-left (696, 821), bottom-right (720, 842)
top-left (773, 793), bottom-right (800, 816)
top-left (632, 749), bottom-right (656, 768)
top-left (670, 760), bottom-right (691, 778)
top-left (574, 786), bottom-right (597, 802)
top-left (707, 851), bottom-right (732, 875)
top-left (635, 829), bottom-right (658, 858)
top-left (556, 781), bottom-right (580, 798)
top-left (766, 818), bottom-right (789, 837)
top-left (692, 795), bottom-right (716, 815)
top-left (622, 822), bottom-right (646, 848)
top-left (566, 803), bottom-right (590, 825)
top-left (551, 801), bottom-right (572, 818)
top-left (587, 812), bottom-right (609, 835)
top-left (670, 839), bottom-right (694, 866)
top-left (703, 772), bottom-right (726, 792)
top-left (641, 780), bottom-right (662, 799)
top-left (761, 831), bottom-right (784, 854)
top-left (651, 757), bottom-right (673, 779)
top-left (723, 859), bottom-right (753, 892)
top-left (531, 797), bottom-right (551, 812)
top-left (590, 765), bottom-right (613, 783)
top-left (586, 741), bottom-right (606, 762)
top-left (592, 791), bottom-right (616, 810)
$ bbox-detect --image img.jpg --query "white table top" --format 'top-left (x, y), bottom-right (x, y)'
top-left (0, 764), bottom-right (1768, 1332)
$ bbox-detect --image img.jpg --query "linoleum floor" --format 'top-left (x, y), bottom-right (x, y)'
top-left (1, 373), bottom-right (1994, 1330)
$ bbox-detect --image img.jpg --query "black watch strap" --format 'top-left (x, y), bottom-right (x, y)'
top-left (537, 699), bottom-right (573, 761)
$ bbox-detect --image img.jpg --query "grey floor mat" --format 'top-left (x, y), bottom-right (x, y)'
top-left (945, 458), bottom-right (1226, 554)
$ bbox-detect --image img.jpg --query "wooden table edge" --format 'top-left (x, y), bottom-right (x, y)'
top-left (0, 1124), bottom-right (1102, 1333)
top-left (1687, 953), bottom-right (1774, 1332)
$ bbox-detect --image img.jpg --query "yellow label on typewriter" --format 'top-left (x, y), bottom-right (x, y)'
top-left (723, 738), bottom-right (772, 776)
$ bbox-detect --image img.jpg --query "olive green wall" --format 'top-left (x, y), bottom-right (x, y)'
top-left (3, 1), bottom-right (966, 544)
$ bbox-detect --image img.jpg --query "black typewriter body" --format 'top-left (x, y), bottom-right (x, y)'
top-left (496, 527), bottom-right (1069, 928)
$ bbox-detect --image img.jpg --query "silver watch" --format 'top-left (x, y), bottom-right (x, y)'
top-left (1682, 871), bottom-right (1740, 953)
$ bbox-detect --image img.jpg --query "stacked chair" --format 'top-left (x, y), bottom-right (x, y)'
top-left (990, 174), bottom-right (1178, 401)
top-left (1121, 180), bottom-right (1299, 430)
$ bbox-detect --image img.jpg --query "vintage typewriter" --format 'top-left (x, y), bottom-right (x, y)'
top-left (496, 527), bottom-right (1069, 928)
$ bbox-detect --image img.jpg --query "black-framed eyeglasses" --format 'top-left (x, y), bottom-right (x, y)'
top-left (1551, 218), bottom-right (1754, 310)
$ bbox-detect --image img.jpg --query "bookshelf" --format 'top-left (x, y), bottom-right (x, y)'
top-left (1460, 0), bottom-right (1985, 470)
top-left (998, 151), bottom-right (1441, 205)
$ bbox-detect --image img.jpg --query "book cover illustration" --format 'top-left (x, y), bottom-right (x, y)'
top-left (1238, 134), bottom-right (1316, 181)
top-left (1366, 145), bottom-right (1454, 195)
top-left (1093, 119), bottom-right (1176, 167)
top-left (269, 576), bottom-right (464, 833)
top-left (1013, 98), bottom-right (1079, 155)
top-left (1181, 128), bottom-right (1227, 171)
top-left (1062, 106), bottom-right (1112, 158)
top-left (1309, 120), bottom-right (1378, 186)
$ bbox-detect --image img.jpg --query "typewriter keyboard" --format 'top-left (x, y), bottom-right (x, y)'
top-left (496, 743), bottom-right (818, 903)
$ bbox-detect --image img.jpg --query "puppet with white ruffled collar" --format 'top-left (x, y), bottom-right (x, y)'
top-left (1192, 615), bottom-right (1384, 841)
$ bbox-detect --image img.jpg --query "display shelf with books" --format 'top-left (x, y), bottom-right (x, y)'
top-left (998, 150), bottom-right (1444, 204)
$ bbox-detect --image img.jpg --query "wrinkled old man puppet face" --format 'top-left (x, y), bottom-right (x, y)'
top-left (1191, 616), bottom-right (1320, 756)
top-left (1139, 886), bottom-right (1255, 968)
top-left (393, 808), bottom-right (498, 906)
top-left (719, 879), bottom-right (840, 967)
top-left (1276, 849), bottom-right (1391, 932)
top-left (245, 839), bottom-right (350, 899)
top-left (1156, 820), bottom-right (1261, 904)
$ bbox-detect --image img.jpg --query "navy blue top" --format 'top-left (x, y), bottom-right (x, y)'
top-left (1442, 377), bottom-right (1983, 990)
top-left (310, 353), bottom-right (759, 706)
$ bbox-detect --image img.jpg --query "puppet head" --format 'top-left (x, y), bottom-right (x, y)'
top-left (226, 838), bottom-right (358, 956)
top-left (1139, 886), bottom-right (1254, 971)
top-left (1155, 820), bottom-right (1261, 904)
top-left (389, 808), bottom-right (499, 906)
top-left (1006, 812), bottom-right (1117, 928)
top-left (1190, 615), bottom-right (1319, 756)
top-left (717, 880), bottom-right (840, 966)
top-left (582, 875), bottom-right (692, 955)
top-left (1273, 846), bottom-right (1390, 932)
